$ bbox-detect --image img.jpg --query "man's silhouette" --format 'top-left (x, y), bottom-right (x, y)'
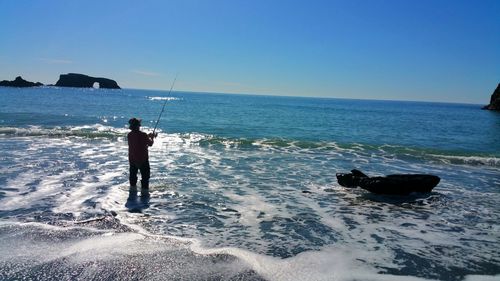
top-left (128, 117), bottom-right (155, 197)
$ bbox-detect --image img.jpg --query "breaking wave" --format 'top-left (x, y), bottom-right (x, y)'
top-left (196, 136), bottom-right (500, 167)
top-left (0, 125), bottom-right (127, 139)
top-left (428, 154), bottom-right (500, 167)
top-left (1, 125), bottom-right (498, 167)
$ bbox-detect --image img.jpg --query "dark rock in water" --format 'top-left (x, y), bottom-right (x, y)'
top-left (55, 73), bottom-right (121, 89)
top-left (336, 169), bottom-right (440, 195)
top-left (483, 83), bottom-right (500, 111)
top-left (0, 76), bottom-right (44, 87)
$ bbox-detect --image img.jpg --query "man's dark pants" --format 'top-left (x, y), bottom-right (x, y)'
top-left (129, 161), bottom-right (150, 189)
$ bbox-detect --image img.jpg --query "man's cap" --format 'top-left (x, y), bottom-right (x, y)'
top-left (128, 117), bottom-right (141, 128)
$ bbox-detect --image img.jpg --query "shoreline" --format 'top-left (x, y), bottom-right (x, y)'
top-left (2, 218), bottom-right (499, 281)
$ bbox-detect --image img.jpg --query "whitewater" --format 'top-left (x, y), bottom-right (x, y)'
top-left (0, 87), bottom-right (499, 280)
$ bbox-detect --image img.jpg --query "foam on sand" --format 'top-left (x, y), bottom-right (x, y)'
top-left (0, 221), bottom-right (263, 281)
top-left (5, 221), bottom-right (497, 281)
top-left (0, 221), bottom-right (448, 281)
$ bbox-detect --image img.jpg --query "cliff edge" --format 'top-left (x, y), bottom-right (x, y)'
top-left (483, 83), bottom-right (500, 111)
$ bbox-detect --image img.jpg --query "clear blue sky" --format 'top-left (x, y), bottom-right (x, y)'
top-left (1, 0), bottom-right (499, 103)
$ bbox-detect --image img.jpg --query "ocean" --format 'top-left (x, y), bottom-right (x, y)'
top-left (0, 87), bottom-right (499, 281)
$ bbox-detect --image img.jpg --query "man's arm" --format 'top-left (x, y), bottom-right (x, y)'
top-left (147, 133), bottom-right (156, 146)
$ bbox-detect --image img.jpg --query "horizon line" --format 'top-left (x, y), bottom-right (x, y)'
top-left (122, 86), bottom-right (487, 106)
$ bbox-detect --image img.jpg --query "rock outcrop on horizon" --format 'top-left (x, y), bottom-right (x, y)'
top-left (0, 76), bottom-right (44, 87)
top-left (55, 73), bottom-right (121, 89)
top-left (483, 83), bottom-right (500, 111)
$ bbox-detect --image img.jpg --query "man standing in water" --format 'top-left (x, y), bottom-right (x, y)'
top-left (128, 117), bottom-right (156, 197)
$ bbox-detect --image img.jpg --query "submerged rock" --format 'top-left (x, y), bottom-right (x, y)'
top-left (0, 76), bottom-right (44, 87)
top-left (483, 83), bottom-right (500, 110)
top-left (55, 73), bottom-right (121, 89)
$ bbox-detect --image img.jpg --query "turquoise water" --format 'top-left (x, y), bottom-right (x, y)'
top-left (0, 87), bottom-right (499, 280)
top-left (2, 87), bottom-right (499, 154)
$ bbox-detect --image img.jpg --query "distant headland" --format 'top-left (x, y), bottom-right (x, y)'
top-left (0, 73), bottom-right (121, 89)
top-left (0, 76), bottom-right (43, 87)
top-left (483, 83), bottom-right (500, 111)
top-left (55, 73), bottom-right (120, 89)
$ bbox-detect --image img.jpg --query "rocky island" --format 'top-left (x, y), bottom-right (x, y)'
top-left (0, 76), bottom-right (44, 87)
top-left (55, 73), bottom-right (121, 89)
top-left (483, 83), bottom-right (500, 111)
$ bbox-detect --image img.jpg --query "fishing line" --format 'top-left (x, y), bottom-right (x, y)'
top-left (152, 73), bottom-right (178, 136)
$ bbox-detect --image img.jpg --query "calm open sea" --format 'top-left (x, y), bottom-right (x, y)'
top-left (0, 87), bottom-right (499, 280)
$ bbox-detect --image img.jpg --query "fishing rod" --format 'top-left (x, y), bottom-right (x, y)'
top-left (152, 73), bottom-right (178, 136)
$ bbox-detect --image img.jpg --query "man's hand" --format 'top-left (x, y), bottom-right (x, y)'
top-left (148, 132), bottom-right (158, 139)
